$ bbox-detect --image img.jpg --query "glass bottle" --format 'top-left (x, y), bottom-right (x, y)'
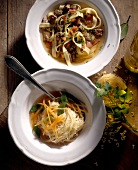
top-left (124, 31), bottom-right (138, 73)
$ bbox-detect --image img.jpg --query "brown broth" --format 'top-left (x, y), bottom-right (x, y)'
top-left (40, 2), bottom-right (105, 65)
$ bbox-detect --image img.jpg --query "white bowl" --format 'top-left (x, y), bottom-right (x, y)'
top-left (8, 68), bottom-right (106, 166)
top-left (25, 0), bottom-right (120, 77)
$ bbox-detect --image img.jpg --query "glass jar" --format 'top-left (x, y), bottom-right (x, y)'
top-left (124, 31), bottom-right (138, 73)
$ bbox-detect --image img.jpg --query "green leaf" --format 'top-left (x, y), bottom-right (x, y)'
top-left (119, 96), bottom-right (125, 102)
top-left (113, 105), bottom-right (129, 118)
top-left (117, 104), bottom-right (126, 109)
top-left (120, 16), bottom-right (131, 41)
top-left (33, 126), bottom-right (40, 138)
top-left (119, 89), bottom-right (133, 103)
top-left (120, 107), bottom-right (129, 114)
top-left (30, 104), bottom-right (40, 112)
top-left (58, 109), bottom-right (64, 115)
top-left (97, 88), bottom-right (108, 96)
top-left (118, 104), bottom-right (129, 114)
top-left (113, 111), bottom-right (122, 118)
top-left (58, 102), bottom-right (66, 115)
top-left (104, 82), bottom-right (112, 92)
top-left (113, 86), bottom-right (120, 98)
top-left (95, 82), bottom-right (102, 88)
top-left (124, 89), bottom-right (133, 103)
top-left (58, 92), bottom-right (68, 115)
top-left (61, 92), bottom-right (68, 103)
top-left (118, 90), bottom-right (126, 96)
top-left (121, 23), bottom-right (128, 40)
top-left (59, 102), bottom-right (66, 108)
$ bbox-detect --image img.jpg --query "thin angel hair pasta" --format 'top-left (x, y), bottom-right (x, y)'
top-left (30, 92), bottom-right (87, 144)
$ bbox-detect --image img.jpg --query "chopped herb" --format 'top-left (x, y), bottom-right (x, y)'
top-left (96, 82), bottom-right (112, 97)
top-left (58, 92), bottom-right (68, 115)
top-left (104, 81), bottom-right (112, 91)
top-left (60, 92), bottom-right (68, 103)
top-left (33, 126), bottom-right (40, 138)
top-left (30, 104), bottom-right (40, 112)
top-left (119, 89), bottom-right (133, 103)
top-left (96, 81), bottom-right (138, 133)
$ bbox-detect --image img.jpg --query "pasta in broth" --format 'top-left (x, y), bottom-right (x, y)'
top-left (30, 91), bottom-right (87, 145)
top-left (40, 3), bottom-right (104, 66)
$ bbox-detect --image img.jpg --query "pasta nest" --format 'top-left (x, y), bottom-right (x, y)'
top-left (97, 73), bottom-right (127, 107)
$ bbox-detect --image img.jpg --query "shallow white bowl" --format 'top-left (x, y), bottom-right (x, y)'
top-left (8, 68), bottom-right (106, 166)
top-left (25, 0), bottom-right (120, 77)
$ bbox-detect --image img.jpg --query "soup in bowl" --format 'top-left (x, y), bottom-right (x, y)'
top-left (39, 2), bottom-right (105, 66)
top-left (25, 0), bottom-right (120, 76)
top-left (8, 68), bottom-right (106, 165)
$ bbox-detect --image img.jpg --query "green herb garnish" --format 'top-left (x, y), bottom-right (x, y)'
top-left (96, 81), bottom-right (137, 133)
top-left (58, 92), bottom-right (68, 115)
top-left (33, 126), bottom-right (40, 138)
top-left (30, 104), bottom-right (40, 112)
top-left (96, 81), bottom-right (112, 97)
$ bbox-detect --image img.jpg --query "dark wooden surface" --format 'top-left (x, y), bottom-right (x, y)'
top-left (0, 0), bottom-right (138, 169)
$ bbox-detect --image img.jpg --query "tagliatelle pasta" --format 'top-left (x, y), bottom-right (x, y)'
top-left (40, 3), bottom-right (104, 66)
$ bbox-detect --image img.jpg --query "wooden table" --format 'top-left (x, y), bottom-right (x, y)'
top-left (0, 0), bottom-right (138, 169)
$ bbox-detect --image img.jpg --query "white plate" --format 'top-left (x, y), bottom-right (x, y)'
top-left (25, 0), bottom-right (120, 77)
top-left (8, 68), bottom-right (106, 166)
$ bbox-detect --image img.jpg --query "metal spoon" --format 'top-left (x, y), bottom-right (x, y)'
top-left (5, 55), bottom-right (59, 101)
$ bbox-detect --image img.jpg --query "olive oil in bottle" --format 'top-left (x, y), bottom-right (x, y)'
top-left (124, 31), bottom-right (138, 73)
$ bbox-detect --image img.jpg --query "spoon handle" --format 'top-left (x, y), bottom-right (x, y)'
top-left (5, 55), bottom-right (55, 100)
